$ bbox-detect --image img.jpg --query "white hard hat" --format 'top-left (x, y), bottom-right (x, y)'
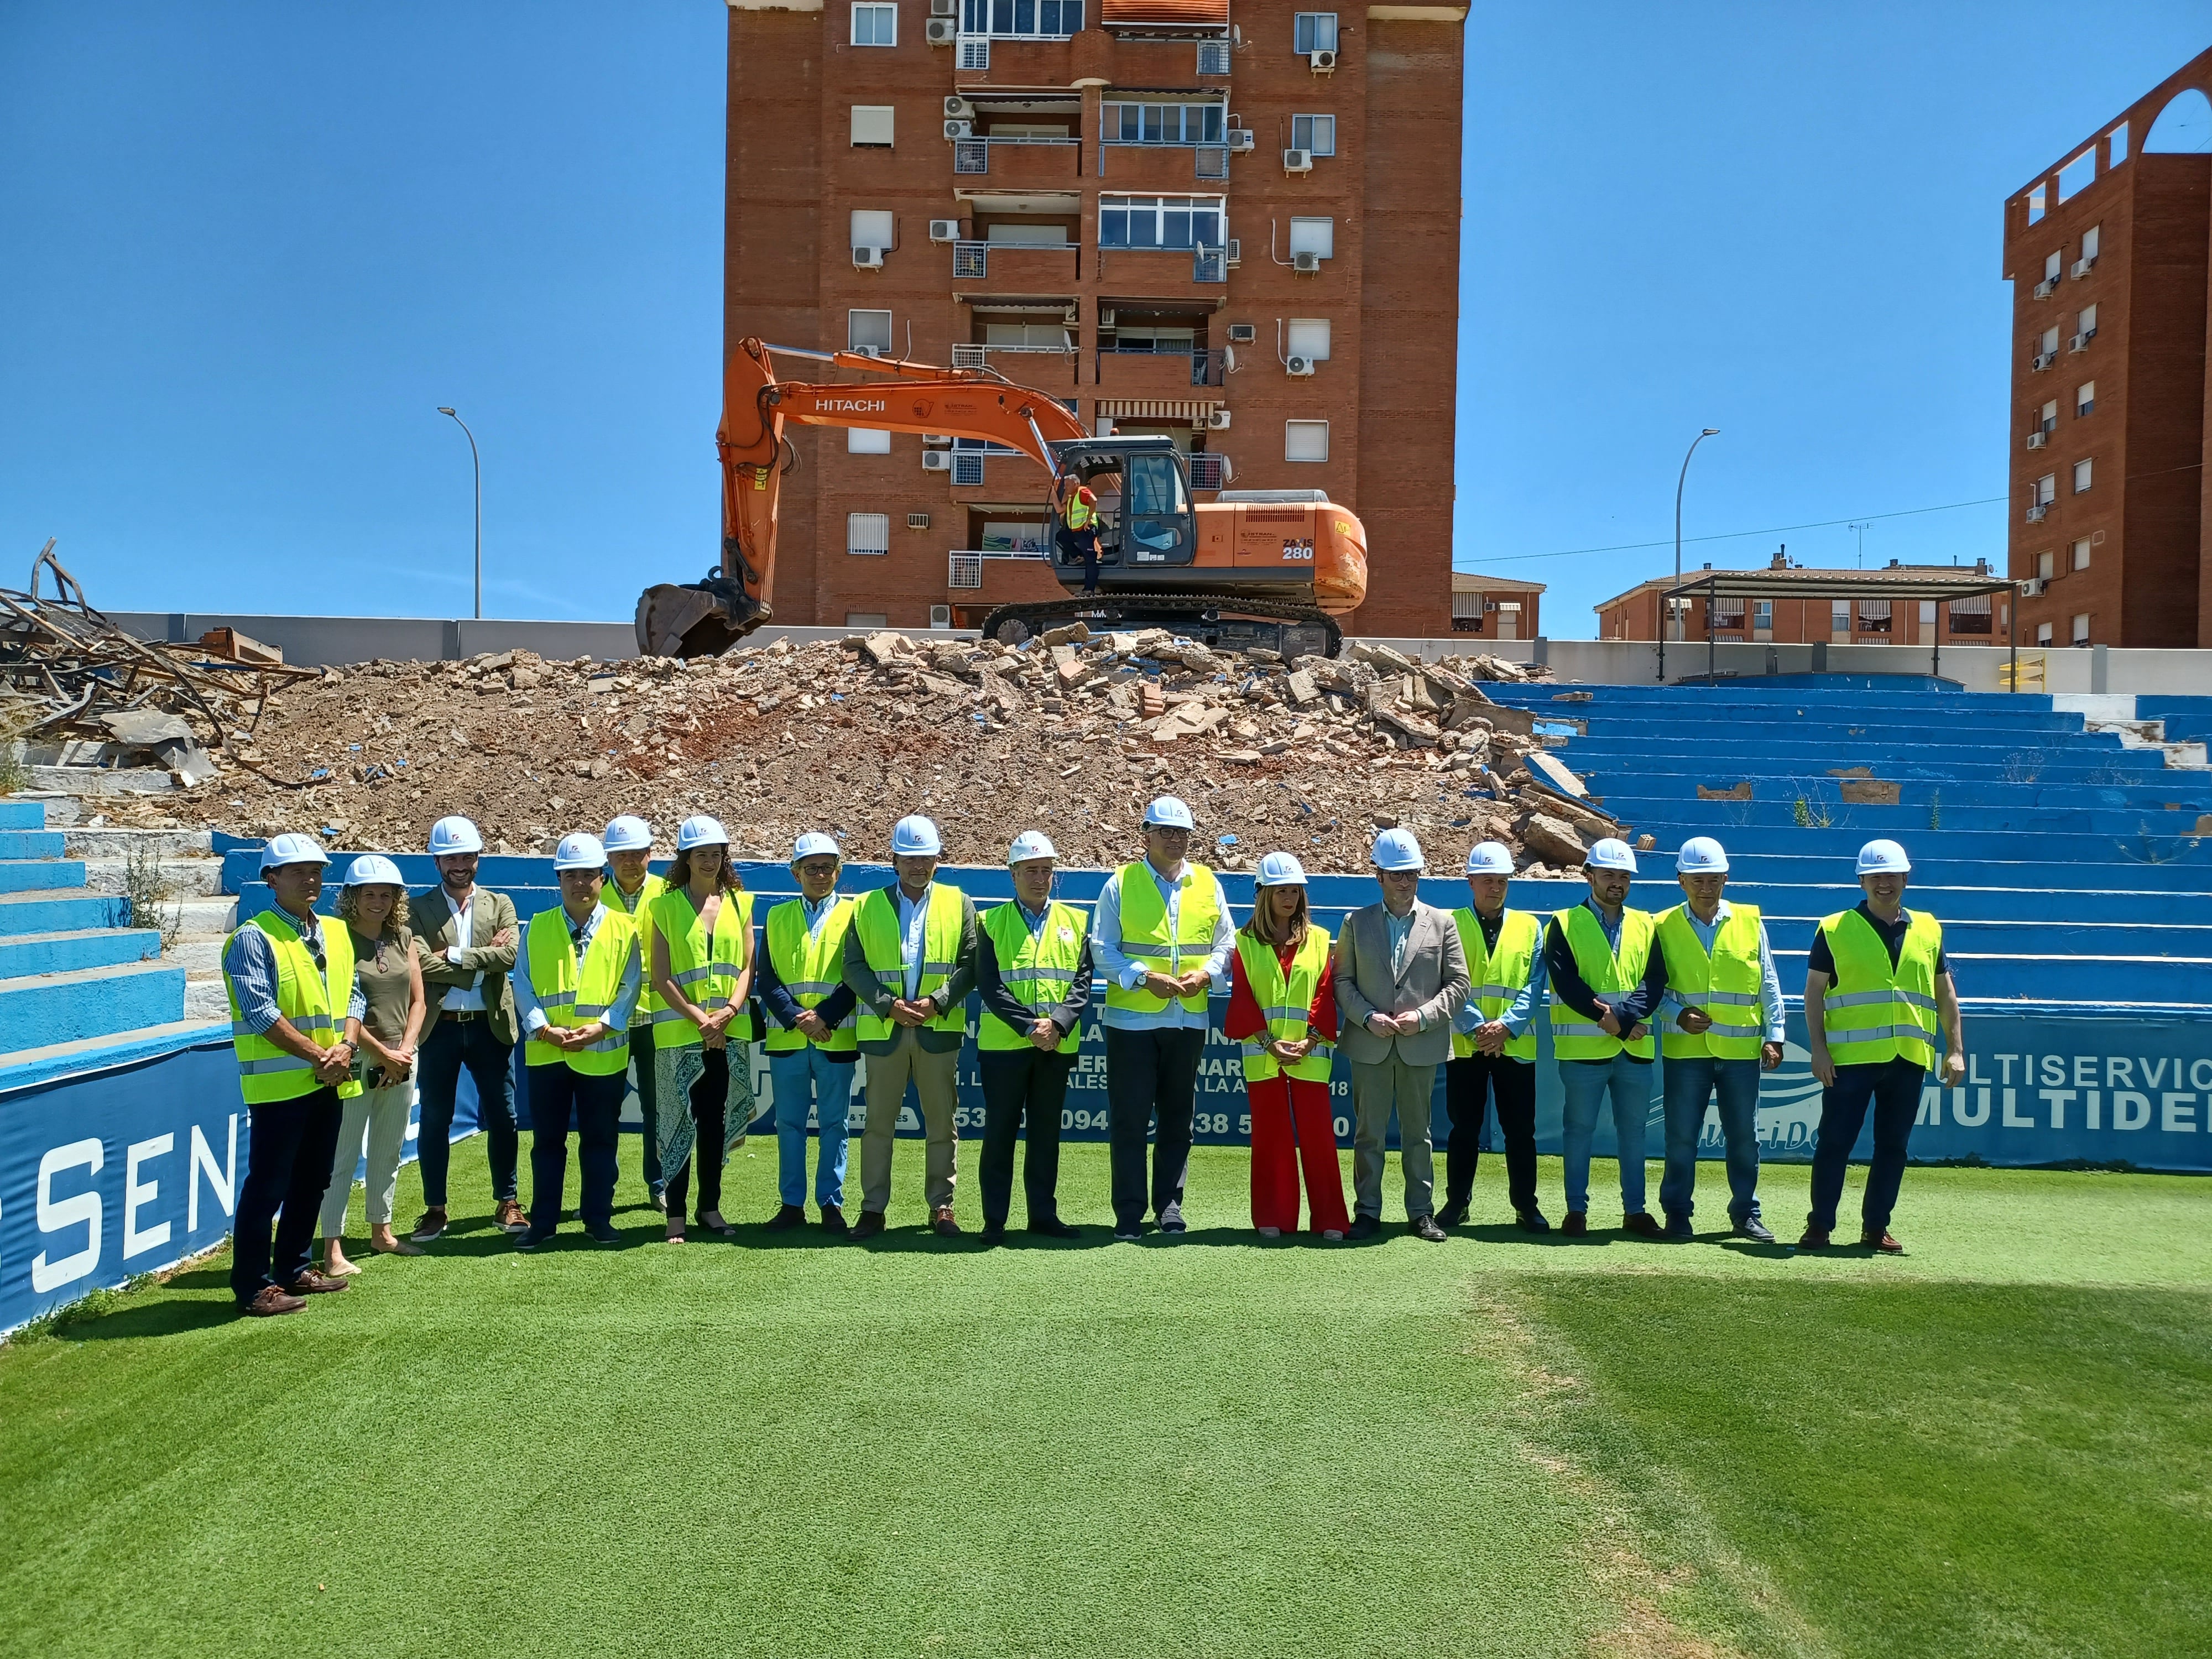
top-left (1008, 830), bottom-right (1058, 865)
top-left (342, 853), bottom-right (405, 888)
top-left (601, 815), bottom-right (653, 854)
top-left (427, 816), bottom-right (483, 857)
top-left (1371, 827), bottom-right (1425, 872)
top-left (1464, 841), bottom-right (1514, 877)
top-left (260, 832), bottom-right (330, 872)
top-left (791, 831), bottom-right (841, 863)
top-left (553, 832), bottom-right (608, 872)
top-left (1676, 836), bottom-right (1730, 874)
top-left (1858, 838), bottom-right (1912, 875)
top-left (676, 815), bottom-right (729, 852)
top-left (892, 815), bottom-right (942, 857)
top-left (1255, 851), bottom-right (1307, 886)
top-left (1587, 837), bottom-right (1639, 873)
top-left (1143, 795), bottom-right (1194, 830)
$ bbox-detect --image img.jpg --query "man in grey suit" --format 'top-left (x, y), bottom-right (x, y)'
top-left (1334, 828), bottom-right (1471, 1241)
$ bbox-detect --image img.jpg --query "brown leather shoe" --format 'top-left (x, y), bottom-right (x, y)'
top-left (1861, 1228), bottom-right (1903, 1254)
top-left (851, 1209), bottom-right (888, 1240)
top-left (241, 1285), bottom-right (306, 1316)
top-left (494, 1199), bottom-right (529, 1235)
top-left (409, 1207), bottom-right (448, 1242)
top-left (1621, 1211), bottom-right (1663, 1239)
top-left (1561, 1211), bottom-right (1588, 1238)
top-left (932, 1205), bottom-right (961, 1237)
top-left (288, 1269), bottom-right (349, 1296)
top-left (1797, 1225), bottom-right (1832, 1249)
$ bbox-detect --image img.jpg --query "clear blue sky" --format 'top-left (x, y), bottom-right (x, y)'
top-left (2, 4), bottom-right (2206, 634)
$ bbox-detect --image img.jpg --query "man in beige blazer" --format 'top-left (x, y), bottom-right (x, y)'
top-left (1334, 829), bottom-right (1470, 1241)
top-left (408, 816), bottom-right (525, 1241)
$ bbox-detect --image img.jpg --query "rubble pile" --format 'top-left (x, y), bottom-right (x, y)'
top-left (153, 628), bottom-right (1629, 875)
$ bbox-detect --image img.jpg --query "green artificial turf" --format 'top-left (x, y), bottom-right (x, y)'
top-left (2, 1143), bottom-right (2208, 1658)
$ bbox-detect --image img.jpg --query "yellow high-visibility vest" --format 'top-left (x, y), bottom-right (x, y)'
top-left (601, 872), bottom-right (667, 1017)
top-left (1449, 907), bottom-right (1540, 1062)
top-left (978, 899), bottom-right (1088, 1053)
top-left (852, 883), bottom-right (966, 1042)
top-left (521, 904), bottom-right (636, 1076)
top-left (224, 909), bottom-right (360, 1105)
top-left (650, 886), bottom-right (757, 1048)
top-left (1818, 907), bottom-right (1942, 1071)
top-left (1548, 904), bottom-right (1657, 1061)
top-left (1656, 904), bottom-right (1766, 1061)
top-left (1234, 925), bottom-right (1333, 1083)
top-left (763, 895), bottom-right (858, 1054)
top-left (1105, 862), bottom-right (1220, 1017)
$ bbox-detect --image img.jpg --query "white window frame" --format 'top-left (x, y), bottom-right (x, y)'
top-left (1293, 12), bottom-right (1337, 52)
top-left (2036, 549), bottom-right (2056, 580)
top-left (849, 209), bottom-right (896, 251)
top-left (848, 428), bottom-right (892, 454)
top-left (1284, 419), bottom-right (1329, 462)
top-left (2035, 472), bottom-right (2056, 505)
top-left (2043, 250), bottom-right (2061, 281)
top-left (847, 513), bottom-right (891, 557)
top-left (1287, 216), bottom-right (1334, 259)
top-left (848, 309), bottom-right (894, 352)
top-left (851, 2), bottom-right (898, 45)
top-left (2072, 537), bottom-right (2093, 571)
top-left (2036, 621), bottom-right (2055, 645)
top-left (1102, 98), bottom-right (1227, 147)
top-left (1290, 114), bottom-right (1336, 156)
top-left (2077, 380), bottom-right (2095, 416)
top-left (850, 105), bottom-right (895, 148)
top-left (2078, 302), bottom-right (2098, 336)
top-left (2072, 613), bottom-right (2091, 644)
top-left (1285, 318), bottom-right (1331, 362)
top-left (1096, 194), bottom-right (1226, 251)
top-left (2082, 223), bottom-right (2100, 260)
top-left (961, 0), bottom-right (1083, 39)
top-left (2073, 457), bottom-right (2093, 494)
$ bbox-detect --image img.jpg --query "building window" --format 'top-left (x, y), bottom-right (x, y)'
top-left (1830, 599), bottom-right (1850, 635)
top-left (961, 0), bottom-right (1083, 38)
top-left (1285, 318), bottom-right (1331, 362)
top-left (1949, 594), bottom-right (1991, 635)
top-left (848, 428), bottom-right (892, 454)
top-left (2076, 302), bottom-right (2098, 341)
top-left (1285, 420), bottom-right (1329, 462)
top-left (1288, 217), bottom-right (1334, 259)
top-left (2073, 537), bottom-right (2092, 571)
top-left (847, 513), bottom-right (891, 556)
top-left (2036, 622), bottom-right (2054, 644)
top-left (1293, 11), bottom-right (1337, 52)
top-left (850, 105), bottom-right (895, 147)
top-left (2038, 399), bottom-right (2057, 432)
top-left (1098, 194), bottom-right (1224, 249)
top-left (1710, 597), bottom-right (1745, 630)
top-left (2034, 473), bottom-right (2056, 505)
top-left (2037, 549), bottom-right (2055, 580)
top-left (1291, 114), bottom-right (1336, 156)
top-left (2077, 380), bottom-right (2095, 416)
top-left (2072, 613), bottom-right (2091, 644)
top-left (2038, 325), bottom-right (2059, 359)
top-left (2043, 250), bottom-right (2061, 283)
top-left (1857, 599), bottom-right (1892, 634)
top-left (1103, 100), bottom-right (1225, 145)
top-left (848, 309), bottom-right (893, 352)
top-left (852, 3), bottom-right (898, 45)
top-left (1752, 599), bottom-right (1773, 633)
top-left (1918, 600), bottom-right (1937, 628)
top-left (2081, 223), bottom-right (2100, 262)
top-left (2073, 458), bottom-right (2093, 493)
top-left (850, 208), bottom-right (895, 252)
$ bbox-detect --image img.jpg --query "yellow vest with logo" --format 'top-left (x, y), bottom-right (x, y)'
top-left (853, 883), bottom-right (967, 1042)
top-left (650, 886), bottom-right (758, 1048)
top-left (1656, 904), bottom-right (1766, 1061)
top-left (1449, 907), bottom-right (1540, 1062)
top-left (763, 895), bottom-right (859, 1055)
top-left (978, 900), bottom-right (1088, 1053)
top-left (1818, 908), bottom-right (1942, 1071)
top-left (1548, 904), bottom-right (1657, 1061)
top-left (522, 904), bottom-right (636, 1076)
top-left (600, 872), bottom-right (667, 1018)
top-left (1105, 861), bottom-right (1220, 1017)
top-left (1234, 925), bottom-right (1334, 1083)
top-left (225, 909), bottom-right (361, 1105)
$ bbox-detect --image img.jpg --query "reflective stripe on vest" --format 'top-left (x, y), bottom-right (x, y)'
top-left (1656, 903), bottom-right (1766, 1061)
top-left (1819, 908), bottom-right (1942, 1071)
top-left (853, 884), bottom-right (967, 1042)
top-left (1234, 925), bottom-right (1333, 1083)
top-left (1104, 862), bottom-right (1220, 1016)
top-left (1449, 907), bottom-right (1540, 1063)
top-left (763, 895), bottom-right (859, 1053)
top-left (977, 900), bottom-right (1088, 1052)
top-left (649, 887), bottom-right (757, 1048)
top-left (601, 872), bottom-right (669, 1015)
top-left (225, 909), bottom-right (360, 1105)
top-left (523, 904), bottom-right (637, 1076)
top-left (1548, 904), bottom-right (1657, 1061)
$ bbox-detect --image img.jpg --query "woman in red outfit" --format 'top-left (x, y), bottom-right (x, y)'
top-left (1224, 852), bottom-right (1350, 1240)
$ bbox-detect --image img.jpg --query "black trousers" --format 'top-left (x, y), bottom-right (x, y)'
top-left (978, 1047), bottom-right (1075, 1228)
top-left (1808, 1056), bottom-right (1923, 1234)
top-left (1443, 1053), bottom-right (1539, 1213)
top-left (525, 1064), bottom-right (626, 1234)
top-left (231, 1085), bottom-right (343, 1303)
top-left (416, 1015), bottom-right (519, 1208)
top-left (1104, 1026), bottom-right (1203, 1229)
top-left (1056, 524), bottom-right (1102, 593)
top-left (665, 1046), bottom-right (728, 1221)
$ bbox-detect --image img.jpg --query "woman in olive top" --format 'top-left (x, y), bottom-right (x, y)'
top-left (648, 816), bottom-right (758, 1243)
top-left (320, 855), bottom-right (426, 1276)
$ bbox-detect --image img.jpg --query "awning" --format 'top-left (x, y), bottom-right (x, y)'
top-left (1100, 0), bottom-right (1229, 25)
top-left (1095, 398), bottom-right (1219, 421)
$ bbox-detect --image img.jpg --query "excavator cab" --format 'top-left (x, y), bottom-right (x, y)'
top-left (1049, 437), bottom-right (1196, 576)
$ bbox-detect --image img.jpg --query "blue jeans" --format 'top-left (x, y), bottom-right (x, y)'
top-left (768, 1045), bottom-right (855, 1209)
top-left (1658, 1055), bottom-right (1764, 1225)
top-left (1558, 1056), bottom-right (1655, 1215)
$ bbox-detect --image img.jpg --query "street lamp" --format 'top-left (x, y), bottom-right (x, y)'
top-left (1661, 427), bottom-right (1720, 681)
top-left (437, 406), bottom-right (482, 620)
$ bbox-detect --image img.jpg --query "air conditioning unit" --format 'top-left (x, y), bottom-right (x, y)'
top-left (923, 450), bottom-right (954, 472)
top-left (852, 245), bottom-right (885, 269)
top-left (1208, 409), bottom-right (1233, 430)
top-left (1292, 249), bottom-right (1321, 273)
top-left (1226, 128), bottom-right (1255, 153)
top-left (922, 432), bottom-right (953, 446)
top-left (1286, 354), bottom-right (1314, 377)
top-left (928, 218), bottom-right (962, 242)
top-left (925, 17), bottom-right (957, 44)
top-left (2068, 332), bottom-right (2090, 352)
top-left (1224, 237), bottom-right (1241, 267)
top-left (2026, 431), bottom-right (2047, 449)
top-left (1098, 308), bottom-right (1116, 327)
top-left (930, 605), bottom-right (953, 629)
top-left (1227, 322), bottom-right (1256, 343)
top-left (1309, 49), bottom-right (1337, 71)
top-left (945, 119), bottom-right (973, 140)
top-left (2019, 577), bottom-right (2048, 596)
top-left (2033, 276), bottom-right (2058, 299)
top-left (2025, 502), bottom-right (2049, 521)
top-left (853, 344), bottom-right (885, 358)
top-left (945, 96), bottom-right (974, 118)
top-left (1062, 305), bottom-right (1079, 325)
top-left (2031, 350), bottom-right (2056, 371)
top-left (2070, 257), bottom-right (2094, 279)
top-left (1282, 148), bottom-right (1312, 174)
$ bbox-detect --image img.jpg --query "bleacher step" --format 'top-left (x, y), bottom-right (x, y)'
top-left (0, 958), bottom-right (190, 1053)
top-left (0, 928), bottom-right (163, 978)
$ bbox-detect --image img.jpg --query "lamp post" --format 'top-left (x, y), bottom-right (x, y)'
top-left (1661, 427), bottom-right (1720, 682)
top-left (437, 406), bottom-right (482, 620)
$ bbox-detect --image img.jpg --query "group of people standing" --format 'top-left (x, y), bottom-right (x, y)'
top-left (220, 797), bottom-right (1965, 1316)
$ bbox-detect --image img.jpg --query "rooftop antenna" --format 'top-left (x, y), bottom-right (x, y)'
top-left (1848, 520), bottom-right (1871, 568)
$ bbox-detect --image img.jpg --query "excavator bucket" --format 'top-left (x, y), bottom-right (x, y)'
top-left (635, 573), bottom-right (765, 659)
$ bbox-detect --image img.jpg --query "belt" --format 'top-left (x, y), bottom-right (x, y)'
top-left (441, 1009), bottom-right (484, 1023)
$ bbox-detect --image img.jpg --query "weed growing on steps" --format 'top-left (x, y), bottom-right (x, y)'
top-left (1792, 796), bottom-right (1834, 830)
top-left (1928, 790), bottom-right (1943, 831)
top-left (121, 842), bottom-right (182, 951)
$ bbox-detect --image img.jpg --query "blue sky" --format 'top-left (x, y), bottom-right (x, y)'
top-left (2, 4), bottom-right (2206, 634)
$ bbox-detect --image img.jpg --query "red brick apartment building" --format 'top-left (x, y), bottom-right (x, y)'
top-left (723, 0), bottom-right (1466, 636)
top-left (2003, 48), bottom-right (2212, 648)
top-left (1594, 552), bottom-right (2006, 646)
top-left (1449, 570), bottom-right (1542, 638)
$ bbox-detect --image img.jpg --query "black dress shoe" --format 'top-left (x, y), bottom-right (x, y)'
top-left (1026, 1217), bottom-right (1082, 1239)
top-left (1516, 1207), bottom-right (1552, 1234)
top-left (584, 1220), bottom-right (621, 1245)
top-left (818, 1204), bottom-right (849, 1235)
top-left (1734, 1217), bottom-right (1775, 1243)
top-left (1434, 1200), bottom-right (1470, 1229)
top-left (1621, 1211), bottom-right (1665, 1239)
top-left (980, 1223), bottom-right (1008, 1245)
top-left (851, 1210), bottom-right (888, 1240)
top-left (765, 1203), bottom-right (807, 1230)
top-left (1410, 1214), bottom-right (1447, 1243)
top-left (513, 1232), bottom-right (554, 1253)
top-left (1345, 1215), bottom-right (1381, 1240)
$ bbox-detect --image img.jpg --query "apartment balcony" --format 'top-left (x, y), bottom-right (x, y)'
top-left (1098, 143), bottom-right (1232, 188)
top-left (951, 137), bottom-right (1081, 185)
top-left (950, 343), bottom-right (1078, 387)
top-left (947, 547), bottom-right (1055, 592)
top-left (951, 242), bottom-right (1081, 287)
top-left (1092, 245), bottom-right (1227, 289)
top-left (1091, 348), bottom-right (1225, 398)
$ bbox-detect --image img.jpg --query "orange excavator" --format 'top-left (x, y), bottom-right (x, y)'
top-left (635, 337), bottom-right (1368, 658)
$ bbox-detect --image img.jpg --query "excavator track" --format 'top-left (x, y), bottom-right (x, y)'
top-left (979, 593), bottom-right (1344, 659)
